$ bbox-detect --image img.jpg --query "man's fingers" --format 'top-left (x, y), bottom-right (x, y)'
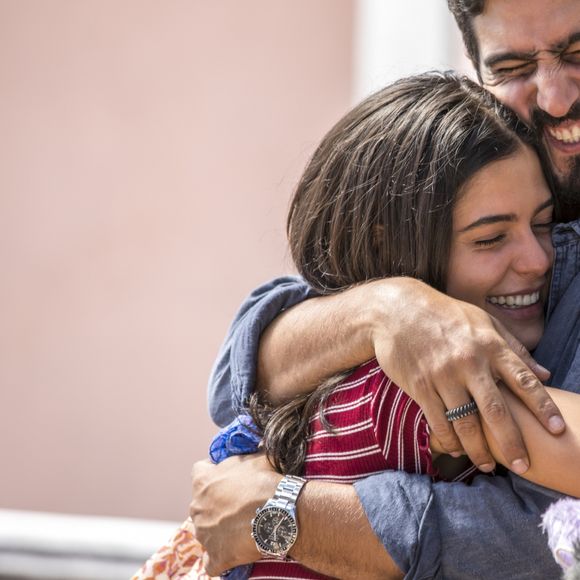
top-left (492, 318), bottom-right (564, 435)
top-left (460, 370), bottom-right (530, 474)
top-left (498, 326), bottom-right (551, 381)
top-left (470, 380), bottom-right (532, 475)
top-left (493, 320), bottom-right (551, 383)
top-left (497, 348), bottom-right (565, 435)
top-left (420, 398), bottom-right (463, 457)
top-left (441, 391), bottom-right (496, 471)
top-left (451, 414), bottom-right (496, 472)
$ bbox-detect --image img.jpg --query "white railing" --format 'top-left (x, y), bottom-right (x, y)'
top-left (0, 509), bottom-right (179, 580)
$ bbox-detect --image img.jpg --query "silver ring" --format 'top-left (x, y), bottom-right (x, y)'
top-left (446, 400), bottom-right (478, 422)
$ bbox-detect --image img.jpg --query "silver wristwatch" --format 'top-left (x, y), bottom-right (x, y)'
top-left (251, 474), bottom-right (307, 559)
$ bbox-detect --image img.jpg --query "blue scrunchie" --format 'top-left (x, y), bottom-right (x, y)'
top-left (209, 414), bottom-right (261, 464)
top-left (208, 415), bottom-right (261, 580)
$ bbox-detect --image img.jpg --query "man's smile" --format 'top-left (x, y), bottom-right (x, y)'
top-left (546, 121), bottom-right (580, 146)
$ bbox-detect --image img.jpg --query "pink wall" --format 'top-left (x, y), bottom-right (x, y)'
top-left (0, 1), bottom-right (354, 520)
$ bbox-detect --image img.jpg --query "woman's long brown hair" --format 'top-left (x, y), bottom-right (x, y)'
top-left (249, 71), bottom-right (538, 475)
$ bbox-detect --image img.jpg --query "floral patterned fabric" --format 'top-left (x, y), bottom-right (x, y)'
top-left (131, 519), bottom-right (217, 580)
top-left (132, 416), bottom-right (260, 579)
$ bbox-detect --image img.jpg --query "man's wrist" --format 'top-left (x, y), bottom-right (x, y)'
top-left (361, 278), bottom-right (419, 354)
top-left (330, 279), bottom-right (400, 366)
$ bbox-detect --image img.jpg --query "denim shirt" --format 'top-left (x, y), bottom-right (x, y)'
top-left (207, 219), bottom-right (580, 579)
top-left (535, 219), bottom-right (580, 391)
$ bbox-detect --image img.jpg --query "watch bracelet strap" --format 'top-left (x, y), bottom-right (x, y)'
top-left (268, 475), bottom-right (307, 511)
top-left (252, 475), bottom-right (307, 560)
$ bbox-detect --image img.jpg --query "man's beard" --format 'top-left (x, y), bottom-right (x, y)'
top-left (530, 104), bottom-right (580, 220)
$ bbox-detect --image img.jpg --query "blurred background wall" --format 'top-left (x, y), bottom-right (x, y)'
top-left (0, 0), bottom-right (470, 524)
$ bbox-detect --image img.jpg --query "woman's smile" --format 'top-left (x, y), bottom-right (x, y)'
top-left (447, 145), bottom-right (554, 351)
top-left (486, 288), bottom-right (545, 320)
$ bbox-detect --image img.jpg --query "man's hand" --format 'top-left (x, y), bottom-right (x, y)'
top-left (189, 453), bottom-right (281, 576)
top-left (369, 279), bottom-right (564, 474)
top-left (257, 277), bottom-right (565, 475)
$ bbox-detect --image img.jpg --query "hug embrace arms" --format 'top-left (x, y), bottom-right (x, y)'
top-left (194, 72), bottom-right (580, 579)
top-left (196, 0), bottom-right (580, 574)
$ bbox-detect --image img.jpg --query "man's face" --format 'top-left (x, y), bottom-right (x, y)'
top-left (474, 0), bottom-right (580, 201)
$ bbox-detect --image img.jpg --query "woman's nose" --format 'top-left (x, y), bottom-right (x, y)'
top-left (514, 231), bottom-right (553, 278)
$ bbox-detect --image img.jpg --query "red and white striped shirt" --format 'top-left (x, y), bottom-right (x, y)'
top-left (250, 359), bottom-right (480, 579)
top-left (305, 360), bottom-right (431, 482)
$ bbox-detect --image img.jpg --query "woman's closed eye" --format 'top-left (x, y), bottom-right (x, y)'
top-left (475, 234), bottom-right (506, 248)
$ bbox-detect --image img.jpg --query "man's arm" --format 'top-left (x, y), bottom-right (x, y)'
top-left (210, 275), bottom-right (562, 472)
top-left (190, 454), bottom-right (563, 579)
top-left (190, 454), bottom-right (403, 579)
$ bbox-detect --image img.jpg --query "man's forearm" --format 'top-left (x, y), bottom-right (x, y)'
top-left (190, 454), bottom-right (403, 578)
top-left (292, 482), bottom-right (403, 579)
top-left (256, 279), bottom-right (405, 402)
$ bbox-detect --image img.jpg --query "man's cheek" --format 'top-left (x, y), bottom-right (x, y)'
top-left (485, 83), bottom-right (532, 124)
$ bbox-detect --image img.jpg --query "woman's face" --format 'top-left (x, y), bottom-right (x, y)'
top-left (446, 145), bottom-right (554, 351)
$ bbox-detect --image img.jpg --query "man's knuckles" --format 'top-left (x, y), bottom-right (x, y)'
top-left (513, 369), bottom-right (542, 393)
top-left (480, 398), bottom-right (508, 423)
top-left (452, 416), bottom-right (480, 438)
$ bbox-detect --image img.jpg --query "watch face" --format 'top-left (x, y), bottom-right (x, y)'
top-left (252, 507), bottom-right (297, 555)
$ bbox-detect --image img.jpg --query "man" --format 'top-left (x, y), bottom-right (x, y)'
top-left (191, 0), bottom-right (580, 577)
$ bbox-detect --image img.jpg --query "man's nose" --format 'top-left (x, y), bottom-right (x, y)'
top-left (535, 67), bottom-right (580, 119)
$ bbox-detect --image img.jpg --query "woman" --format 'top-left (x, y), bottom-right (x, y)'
top-left (135, 71), bottom-right (580, 580)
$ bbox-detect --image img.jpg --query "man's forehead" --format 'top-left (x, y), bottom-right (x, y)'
top-left (473, 0), bottom-right (580, 62)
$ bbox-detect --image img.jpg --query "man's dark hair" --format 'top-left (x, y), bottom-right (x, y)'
top-left (447, 0), bottom-right (486, 71)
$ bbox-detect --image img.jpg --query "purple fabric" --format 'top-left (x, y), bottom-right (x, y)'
top-left (542, 498), bottom-right (580, 572)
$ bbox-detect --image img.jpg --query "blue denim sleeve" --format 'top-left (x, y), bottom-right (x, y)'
top-left (207, 276), bottom-right (318, 427)
top-left (354, 472), bottom-right (564, 579)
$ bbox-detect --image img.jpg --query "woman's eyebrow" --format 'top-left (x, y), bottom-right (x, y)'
top-left (459, 213), bottom-right (516, 233)
top-left (459, 199), bottom-right (553, 233)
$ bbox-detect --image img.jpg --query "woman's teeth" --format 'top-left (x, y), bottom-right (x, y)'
top-left (488, 291), bottom-right (540, 308)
